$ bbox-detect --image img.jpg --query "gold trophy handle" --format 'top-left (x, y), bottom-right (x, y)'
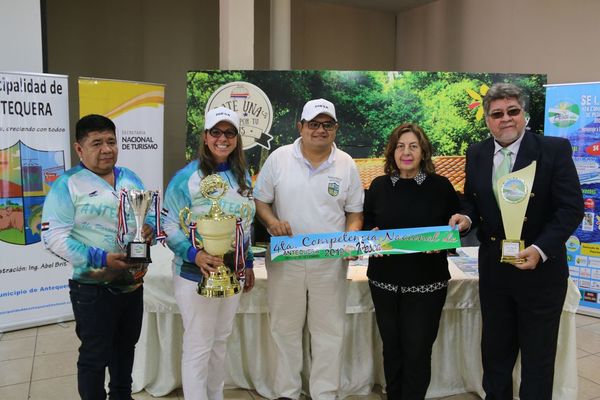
top-left (179, 207), bottom-right (203, 248)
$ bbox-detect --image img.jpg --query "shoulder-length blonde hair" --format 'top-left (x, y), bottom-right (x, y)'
top-left (198, 129), bottom-right (249, 192)
top-left (383, 123), bottom-right (435, 176)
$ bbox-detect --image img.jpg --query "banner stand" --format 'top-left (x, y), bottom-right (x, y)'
top-left (0, 71), bottom-right (72, 332)
top-left (78, 77), bottom-right (165, 194)
top-left (545, 81), bottom-right (600, 318)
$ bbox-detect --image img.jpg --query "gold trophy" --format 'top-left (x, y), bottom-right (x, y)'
top-left (497, 161), bottom-right (537, 263)
top-left (179, 174), bottom-right (241, 298)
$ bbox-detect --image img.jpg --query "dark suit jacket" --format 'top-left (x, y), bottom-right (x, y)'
top-left (463, 131), bottom-right (584, 288)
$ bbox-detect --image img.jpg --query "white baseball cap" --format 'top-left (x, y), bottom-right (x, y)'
top-left (301, 98), bottom-right (337, 122)
top-left (204, 106), bottom-right (240, 131)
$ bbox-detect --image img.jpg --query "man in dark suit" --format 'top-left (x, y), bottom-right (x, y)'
top-left (450, 83), bottom-right (583, 399)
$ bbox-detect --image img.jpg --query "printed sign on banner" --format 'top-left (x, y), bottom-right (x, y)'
top-left (0, 71), bottom-right (72, 332)
top-left (545, 81), bottom-right (600, 316)
top-left (205, 81), bottom-right (273, 151)
top-left (78, 78), bottom-right (165, 194)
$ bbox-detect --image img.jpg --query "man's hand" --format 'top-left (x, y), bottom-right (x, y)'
top-left (243, 269), bottom-right (255, 293)
top-left (106, 252), bottom-right (130, 269)
top-left (512, 246), bottom-right (541, 270)
top-left (267, 220), bottom-right (293, 237)
top-left (448, 213), bottom-right (471, 232)
top-left (255, 200), bottom-right (293, 237)
top-left (194, 249), bottom-right (223, 277)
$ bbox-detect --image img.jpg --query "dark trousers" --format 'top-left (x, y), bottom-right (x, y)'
top-left (369, 282), bottom-right (447, 400)
top-left (479, 278), bottom-right (567, 400)
top-left (69, 280), bottom-right (143, 400)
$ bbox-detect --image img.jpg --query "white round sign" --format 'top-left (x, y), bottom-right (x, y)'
top-left (206, 81), bottom-right (273, 150)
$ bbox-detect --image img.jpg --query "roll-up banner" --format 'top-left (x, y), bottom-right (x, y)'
top-left (78, 78), bottom-right (165, 194)
top-left (0, 71), bottom-right (72, 332)
top-left (545, 81), bottom-right (600, 316)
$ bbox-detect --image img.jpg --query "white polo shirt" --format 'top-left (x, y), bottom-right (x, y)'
top-left (254, 138), bottom-right (364, 235)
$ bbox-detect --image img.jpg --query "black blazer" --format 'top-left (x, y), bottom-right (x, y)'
top-left (463, 131), bottom-right (584, 287)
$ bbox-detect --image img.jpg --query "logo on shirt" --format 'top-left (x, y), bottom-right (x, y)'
top-left (328, 181), bottom-right (340, 197)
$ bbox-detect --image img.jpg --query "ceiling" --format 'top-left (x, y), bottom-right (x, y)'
top-left (317, 0), bottom-right (438, 13)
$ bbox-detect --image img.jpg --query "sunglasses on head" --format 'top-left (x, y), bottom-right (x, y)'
top-left (488, 108), bottom-right (522, 120)
top-left (207, 128), bottom-right (238, 139)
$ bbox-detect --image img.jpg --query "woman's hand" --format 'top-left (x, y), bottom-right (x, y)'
top-left (194, 249), bottom-right (222, 277)
top-left (448, 213), bottom-right (471, 232)
top-left (243, 269), bottom-right (255, 292)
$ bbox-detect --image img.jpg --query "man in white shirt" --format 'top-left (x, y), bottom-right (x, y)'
top-left (254, 98), bottom-right (364, 400)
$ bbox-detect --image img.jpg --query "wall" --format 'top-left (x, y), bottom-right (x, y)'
top-left (36, 0), bottom-right (600, 186)
top-left (254, 0), bottom-right (271, 70)
top-left (45, 0), bottom-right (220, 187)
top-left (45, 0), bottom-right (396, 186)
top-left (292, 0), bottom-right (396, 70)
top-left (0, 0), bottom-right (43, 72)
top-left (395, 0), bottom-right (600, 84)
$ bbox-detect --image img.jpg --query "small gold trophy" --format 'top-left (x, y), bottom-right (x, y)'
top-left (497, 161), bottom-right (537, 263)
top-left (179, 174), bottom-right (241, 298)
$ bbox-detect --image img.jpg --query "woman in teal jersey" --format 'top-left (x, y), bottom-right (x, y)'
top-left (162, 106), bottom-right (255, 400)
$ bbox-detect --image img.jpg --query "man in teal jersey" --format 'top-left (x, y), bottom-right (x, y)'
top-left (42, 114), bottom-right (156, 400)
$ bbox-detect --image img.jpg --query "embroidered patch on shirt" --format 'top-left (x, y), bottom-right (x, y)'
top-left (327, 176), bottom-right (342, 197)
top-left (328, 181), bottom-right (340, 196)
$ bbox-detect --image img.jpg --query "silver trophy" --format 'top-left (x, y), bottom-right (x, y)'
top-left (126, 189), bottom-right (155, 262)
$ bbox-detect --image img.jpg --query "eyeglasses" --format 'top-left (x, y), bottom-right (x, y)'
top-left (208, 128), bottom-right (238, 139)
top-left (488, 108), bottom-right (522, 120)
top-left (304, 120), bottom-right (337, 131)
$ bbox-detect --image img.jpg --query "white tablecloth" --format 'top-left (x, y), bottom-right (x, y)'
top-left (132, 246), bottom-right (579, 399)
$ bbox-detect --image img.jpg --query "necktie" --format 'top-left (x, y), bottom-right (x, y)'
top-left (493, 148), bottom-right (512, 200)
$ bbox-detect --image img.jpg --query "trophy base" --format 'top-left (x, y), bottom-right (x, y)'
top-left (198, 265), bottom-right (241, 298)
top-left (127, 242), bottom-right (152, 263)
top-left (500, 239), bottom-right (525, 264)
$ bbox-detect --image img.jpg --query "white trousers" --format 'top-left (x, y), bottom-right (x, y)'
top-left (266, 258), bottom-right (348, 400)
top-left (173, 273), bottom-right (241, 400)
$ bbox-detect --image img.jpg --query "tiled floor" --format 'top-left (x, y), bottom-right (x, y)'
top-left (2, 314), bottom-right (600, 399)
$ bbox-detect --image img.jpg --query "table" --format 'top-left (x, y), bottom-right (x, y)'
top-left (132, 246), bottom-right (580, 399)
